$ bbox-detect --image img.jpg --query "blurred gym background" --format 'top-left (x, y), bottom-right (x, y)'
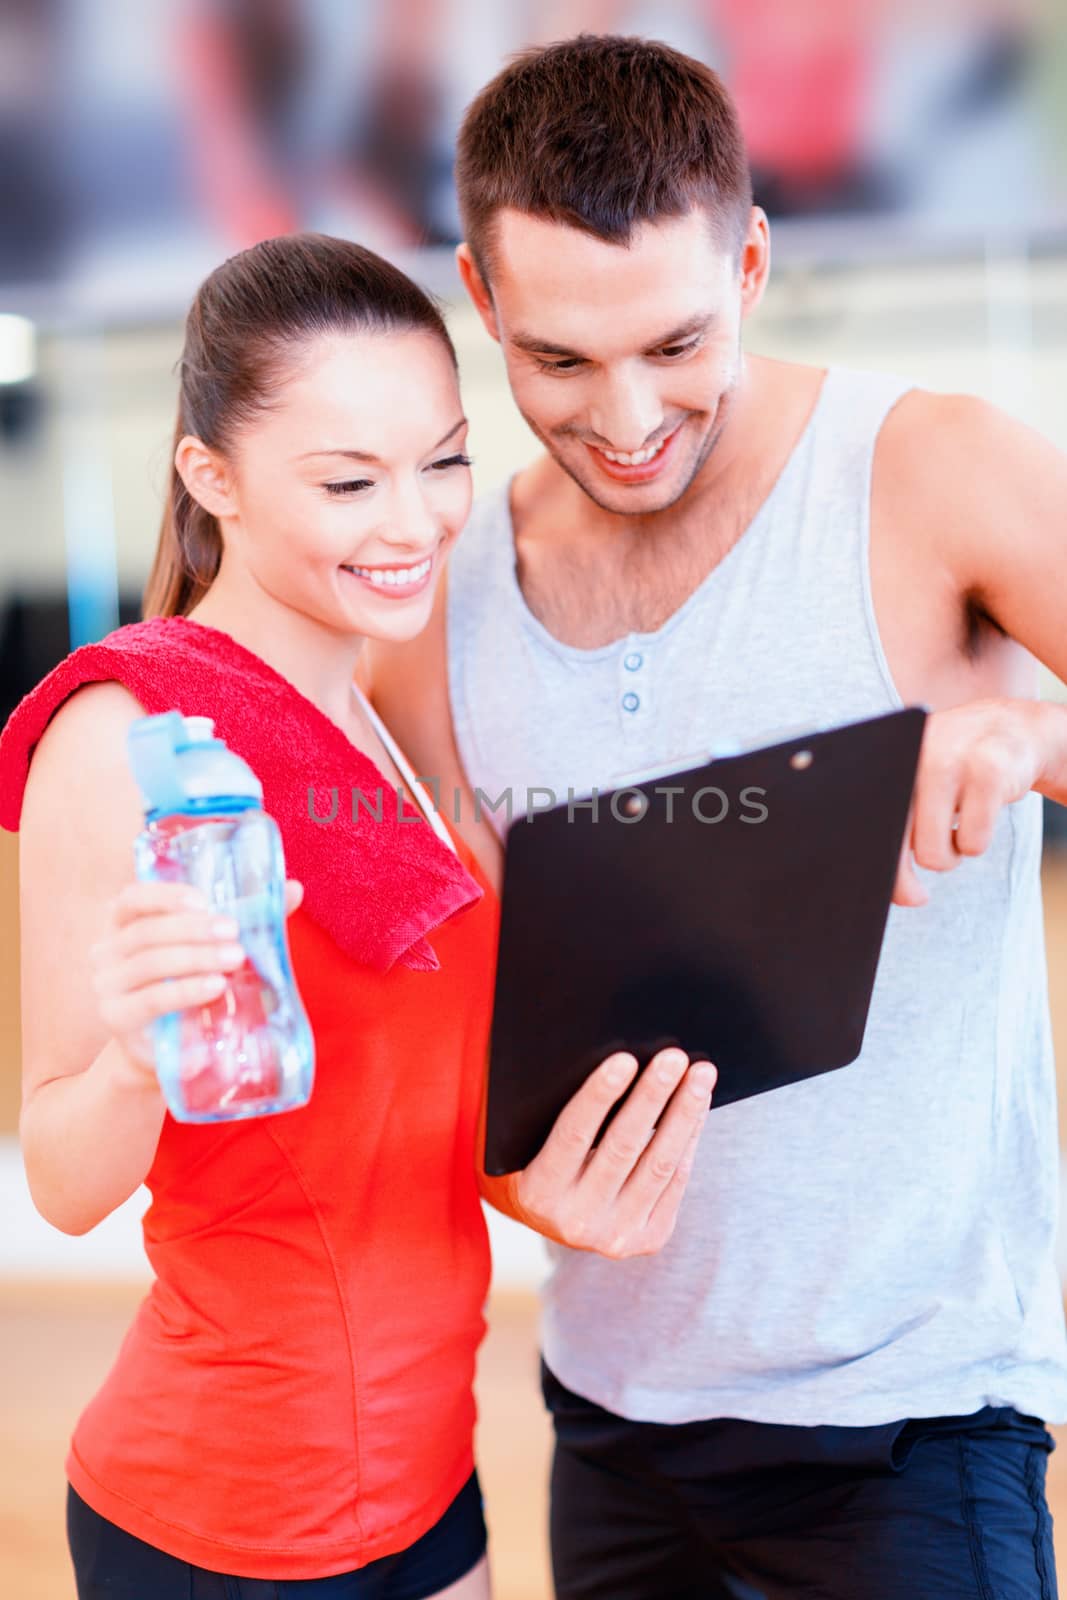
top-left (1, 2), bottom-right (1066, 1596)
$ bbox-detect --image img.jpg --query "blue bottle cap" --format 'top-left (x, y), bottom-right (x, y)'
top-left (127, 712), bottom-right (262, 817)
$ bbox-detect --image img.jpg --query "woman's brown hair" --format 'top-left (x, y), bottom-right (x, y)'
top-left (144, 233), bottom-right (456, 619)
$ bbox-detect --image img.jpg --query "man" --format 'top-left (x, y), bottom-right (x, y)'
top-left (368, 34), bottom-right (1067, 1599)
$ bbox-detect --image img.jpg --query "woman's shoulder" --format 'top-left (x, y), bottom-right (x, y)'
top-left (18, 679), bottom-right (148, 838)
top-left (29, 676), bottom-right (147, 763)
top-left (0, 620), bottom-right (166, 833)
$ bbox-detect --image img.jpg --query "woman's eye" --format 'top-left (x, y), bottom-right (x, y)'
top-left (430, 453), bottom-right (473, 471)
top-left (324, 479), bottom-right (374, 496)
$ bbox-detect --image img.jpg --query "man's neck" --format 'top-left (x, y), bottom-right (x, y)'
top-left (507, 356), bottom-right (825, 648)
top-left (514, 356), bottom-right (761, 555)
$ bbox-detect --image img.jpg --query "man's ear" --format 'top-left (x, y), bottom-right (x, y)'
top-left (174, 436), bottom-right (239, 521)
top-left (739, 206), bottom-right (771, 322)
top-left (456, 243), bottom-right (500, 344)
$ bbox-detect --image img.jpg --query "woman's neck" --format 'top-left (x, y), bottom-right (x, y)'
top-left (186, 580), bottom-right (364, 737)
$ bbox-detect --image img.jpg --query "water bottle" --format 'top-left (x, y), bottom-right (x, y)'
top-left (126, 711), bottom-right (314, 1123)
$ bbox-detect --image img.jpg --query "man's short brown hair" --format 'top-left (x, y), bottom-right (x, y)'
top-left (455, 34), bottom-right (752, 279)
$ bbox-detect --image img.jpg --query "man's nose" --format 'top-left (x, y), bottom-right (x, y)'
top-left (588, 370), bottom-right (664, 454)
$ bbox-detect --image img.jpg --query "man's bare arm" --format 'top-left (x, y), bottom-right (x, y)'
top-left (881, 392), bottom-right (1067, 903)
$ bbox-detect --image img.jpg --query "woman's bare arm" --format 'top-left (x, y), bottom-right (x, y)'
top-left (19, 681), bottom-right (306, 1236)
top-left (18, 682), bottom-right (171, 1232)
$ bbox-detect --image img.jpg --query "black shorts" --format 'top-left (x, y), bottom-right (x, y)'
top-left (543, 1360), bottom-right (1058, 1600)
top-left (67, 1472), bottom-right (486, 1600)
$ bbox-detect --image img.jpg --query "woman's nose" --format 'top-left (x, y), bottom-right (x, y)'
top-left (381, 479), bottom-right (439, 550)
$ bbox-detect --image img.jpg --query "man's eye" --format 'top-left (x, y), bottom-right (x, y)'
top-left (324, 479), bottom-right (373, 495)
top-left (659, 341), bottom-right (698, 359)
top-left (535, 357), bottom-right (584, 373)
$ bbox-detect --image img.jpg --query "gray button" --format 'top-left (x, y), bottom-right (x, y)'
top-left (624, 652), bottom-right (643, 672)
top-left (621, 692), bottom-right (640, 713)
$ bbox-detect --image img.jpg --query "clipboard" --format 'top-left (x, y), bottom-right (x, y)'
top-left (483, 705), bottom-right (927, 1176)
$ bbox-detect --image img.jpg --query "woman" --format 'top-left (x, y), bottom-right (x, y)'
top-left (0, 234), bottom-right (501, 1598)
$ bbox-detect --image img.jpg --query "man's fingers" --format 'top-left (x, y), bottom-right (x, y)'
top-left (891, 794), bottom-right (927, 908)
top-left (892, 847), bottom-right (928, 908)
top-left (284, 878), bottom-right (305, 917)
top-left (529, 1052), bottom-right (640, 1192)
top-left (953, 780), bottom-right (1001, 859)
top-left (911, 765), bottom-right (963, 874)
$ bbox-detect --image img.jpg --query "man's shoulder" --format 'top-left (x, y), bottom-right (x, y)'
top-left (881, 384), bottom-right (997, 445)
top-left (876, 387), bottom-right (1037, 510)
top-left (873, 385), bottom-right (1067, 596)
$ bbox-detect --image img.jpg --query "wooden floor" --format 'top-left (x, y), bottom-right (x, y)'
top-left (3, 1282), bottom-right (1067, 1600)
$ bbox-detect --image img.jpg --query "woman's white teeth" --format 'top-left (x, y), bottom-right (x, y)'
top-left (345, 558), bottom-right (432, 587)
top-left (600, 435), bottom-right (669, 466)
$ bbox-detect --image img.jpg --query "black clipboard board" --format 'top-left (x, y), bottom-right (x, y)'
top-left (483, 706), bottom-right (927, 1176)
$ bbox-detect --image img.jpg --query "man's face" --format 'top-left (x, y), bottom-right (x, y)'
top-left (470, 207), bottom-right (759, 516)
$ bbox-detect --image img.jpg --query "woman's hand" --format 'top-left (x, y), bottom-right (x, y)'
top-left (89, 878), bottom-right (305, 1082)
top-left (510, 1047), bottom-right (715, 1258)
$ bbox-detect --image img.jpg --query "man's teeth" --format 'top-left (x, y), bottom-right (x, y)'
top-left (343, 557), bottom-right (432, 587)
top-left (599, 435), bottom-right (671, 467)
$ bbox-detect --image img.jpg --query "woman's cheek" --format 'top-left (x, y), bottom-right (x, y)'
top-left (435, 476), bottom-right (474, 538)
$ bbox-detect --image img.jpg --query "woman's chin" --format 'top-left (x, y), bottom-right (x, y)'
top-left (339, 588), bottom-right (438, 644)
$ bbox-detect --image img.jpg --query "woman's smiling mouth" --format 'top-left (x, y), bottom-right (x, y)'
top-left (339, 551), bottom-right (436, 598)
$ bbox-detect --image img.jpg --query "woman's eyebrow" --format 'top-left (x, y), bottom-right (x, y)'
top-left (296, 418), bottom-right (467, 464)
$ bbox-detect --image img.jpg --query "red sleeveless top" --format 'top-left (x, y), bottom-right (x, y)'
top-left (0, 618), bottom-right (498, 1580)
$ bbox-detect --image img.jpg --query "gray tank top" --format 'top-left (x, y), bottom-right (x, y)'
top-left (448, 366), bottom-right (1067, 1426)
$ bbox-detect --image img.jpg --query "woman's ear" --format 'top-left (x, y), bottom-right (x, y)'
top-left (174, 436), bottom-right (239, 520)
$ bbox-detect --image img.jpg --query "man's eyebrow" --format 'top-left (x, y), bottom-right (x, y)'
top-left (296, 418), bottom-right (467, 463)
top-left (510, 315), bottom-right (716, 360)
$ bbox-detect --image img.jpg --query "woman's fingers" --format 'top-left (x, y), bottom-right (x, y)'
top-left (526, 1053), bottom-right (640, 1195)
top-left (107, 876), bottom-right (303, 931)
top-left (94, 876), bottom-right (302, 1058)
top-left (109, 880), bottom-right (210, 928)
top-left (93, 882), bottom-right (243, 1055)
top-left (594, 1059), bottom-right (715, 1252)
top-left (97, 938), bottom-right (245, 995)
top-left (643, 1110), bottom-right (709, 1246)
top-left (98, 972), bottom-right (230, 1037)
top-left (578, 1048), bottom-right (691, 1209)
top-left (621, 1060), bottom-right (716, 1217)
top-left (107, 908), bottom-right (239, 958)
top-left (512, 1050), bottom-right (715, 1258)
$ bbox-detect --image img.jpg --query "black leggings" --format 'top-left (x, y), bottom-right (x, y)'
top-left (67, 1473), bottom-right (486, 1600)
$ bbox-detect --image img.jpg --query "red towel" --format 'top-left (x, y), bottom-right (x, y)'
top-left (0, 614), bottom-right (482, 972)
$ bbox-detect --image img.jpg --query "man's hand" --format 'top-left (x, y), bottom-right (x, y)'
top-left (894, 697), bottom-right (1065, 906)
top-left (510, 1047), bottom-right (716, 1258)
